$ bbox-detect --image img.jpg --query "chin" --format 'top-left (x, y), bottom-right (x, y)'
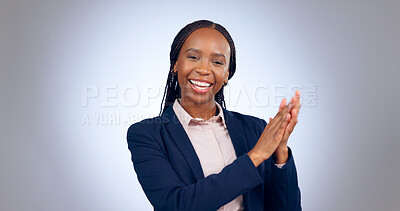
top-left (183, 91), bottom-right (215, 105)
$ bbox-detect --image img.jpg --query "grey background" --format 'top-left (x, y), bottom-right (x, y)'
top-left (1, 0), bottom-right (399, 210)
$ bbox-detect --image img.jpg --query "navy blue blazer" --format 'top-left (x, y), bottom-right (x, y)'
top-left (127, 105), bottom-right (301, 211)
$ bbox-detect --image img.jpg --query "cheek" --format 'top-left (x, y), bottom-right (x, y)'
top-left (178, 61), bottom-right (194, 76)
top-left (177, 73), bottom-right (187, 88)
top-left (176, 62), bottom-right (189, 84)
top-left (215, 69), bottom-right (229, 83)
top-left (211, 71), bottom-right (226, 92)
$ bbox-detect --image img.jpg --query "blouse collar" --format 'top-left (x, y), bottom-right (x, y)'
top-left (172, 98), bottom-right (227, 131)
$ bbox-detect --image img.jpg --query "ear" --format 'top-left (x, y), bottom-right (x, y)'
top-left (173, 62), bottom-right (178, 73)
top-left (224, 71), bottom-right (229, 83)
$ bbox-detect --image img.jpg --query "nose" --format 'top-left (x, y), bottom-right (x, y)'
top-left (195, 59), bottom-right (212, 75)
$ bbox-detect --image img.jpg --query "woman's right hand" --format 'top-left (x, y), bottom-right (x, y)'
top-left (247, 98), bottom-right (294, 167)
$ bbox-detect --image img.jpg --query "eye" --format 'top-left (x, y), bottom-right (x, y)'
top-left (188, 55), bottom-right (199, 60)
top-left (213, 60), bottom-right (224, 65)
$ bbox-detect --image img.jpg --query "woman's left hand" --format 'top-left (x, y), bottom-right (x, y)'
top-left (269, 90), bottom-right (301, 163)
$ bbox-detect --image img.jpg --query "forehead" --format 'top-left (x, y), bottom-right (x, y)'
top-left (181, 28), bottom-right (230, 55)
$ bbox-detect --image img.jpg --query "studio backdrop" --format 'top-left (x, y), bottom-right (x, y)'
top-left (1, 0), bottom-right (399, 210)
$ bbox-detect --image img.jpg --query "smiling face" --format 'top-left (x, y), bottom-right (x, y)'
top-left (173, 27), bottom-right (231, 107)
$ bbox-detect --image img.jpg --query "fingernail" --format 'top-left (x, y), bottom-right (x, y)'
top-left (286, 113), bottom-right (290, 120)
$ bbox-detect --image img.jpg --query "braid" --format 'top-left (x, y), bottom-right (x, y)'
top-left (159, 20), bottom-right (236, 115)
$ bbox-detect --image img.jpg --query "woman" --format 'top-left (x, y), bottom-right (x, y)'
top-left (127, 20), bottom-right (302, 211)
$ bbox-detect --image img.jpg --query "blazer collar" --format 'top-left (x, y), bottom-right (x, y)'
top-left (221, 106), bottom-right (252, 211)
top-left (161, 106), bottom-right (204, 181)
top-left (221, 107), bottom-right (249, 158)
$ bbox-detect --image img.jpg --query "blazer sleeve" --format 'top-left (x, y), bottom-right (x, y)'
top-left (127, 122), bottom-right (263, 211)
top-left (261, 120), bottom-right (302, 211)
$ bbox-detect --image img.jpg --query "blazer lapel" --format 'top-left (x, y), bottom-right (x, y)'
top-left (162, 106), bottom-right (205, 181)
top-left (223, 108), bottom-right (249, 157)
top-left (223, 108), bottom-right (252, 211)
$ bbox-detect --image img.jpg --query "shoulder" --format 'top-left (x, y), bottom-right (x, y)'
top-left (127, 115), bottom-right (165, 139)
top-left (127, 105), bottom-right (177, 140)
top-left (224, 109), bottom-right (267, 135)
top-left (228, 110), bottom-right (267, 126)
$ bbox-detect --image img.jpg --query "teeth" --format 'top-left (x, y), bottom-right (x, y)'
top-left (190, 80), bottom-right (211, 87)
top-left (195, 86), bottom-right (207, 90)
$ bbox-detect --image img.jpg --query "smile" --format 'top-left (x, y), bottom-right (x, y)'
top-left (189, 79), bottom-right (213, 94)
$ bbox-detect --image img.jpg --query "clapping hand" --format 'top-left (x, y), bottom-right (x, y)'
top-left (247, 90), bottom-right (301, 167)
top-left (270, 90), bottom-right (301, 164)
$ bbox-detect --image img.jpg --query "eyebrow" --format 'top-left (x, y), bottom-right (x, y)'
top-left (185, 48), bottom-right (226, 59)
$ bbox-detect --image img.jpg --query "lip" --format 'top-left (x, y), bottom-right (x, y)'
top-left (188, 79), bottom-right (213, 94)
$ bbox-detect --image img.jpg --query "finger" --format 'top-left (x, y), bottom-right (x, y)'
top-left (276, 113), bottom-right (291, 138)
top-left (288, 111), bottom-right (298, 131)
top-left (287, 97), bottom-right (295, 112)
top-left (294, 90), bottom-right (301, 110)
top-left (274, 101), bottom-right (293, 123)
top-left (265, 98), bottom-right (287, 128)
top-left (281, 91), bottom-right (300, 139)
top-left (291, 108), bottom-right (298, 120)
top-left (282, 113), bottom-right (298, 140)
top-left (279, 98), bottom-right (287, 112)
top-left (286, 113), bottom-right (292, 124)
top-left (271, 104), bottom-right (292, 131)
top-left (282, 111), bottom-right (297, 138)
top-left (268, 100), bottom-right (294, 131)
top-left (289, 90), bottom-right (300, 115)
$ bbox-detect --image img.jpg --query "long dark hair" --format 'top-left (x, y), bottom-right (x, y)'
top-left (159, 20), bottom-right (237, 115)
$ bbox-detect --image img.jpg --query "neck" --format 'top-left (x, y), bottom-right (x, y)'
top-left (179, 97), bottom-right (217, 121)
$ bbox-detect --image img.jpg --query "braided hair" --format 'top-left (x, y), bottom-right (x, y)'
top-left (159, 20), bottom-right (237, 115)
